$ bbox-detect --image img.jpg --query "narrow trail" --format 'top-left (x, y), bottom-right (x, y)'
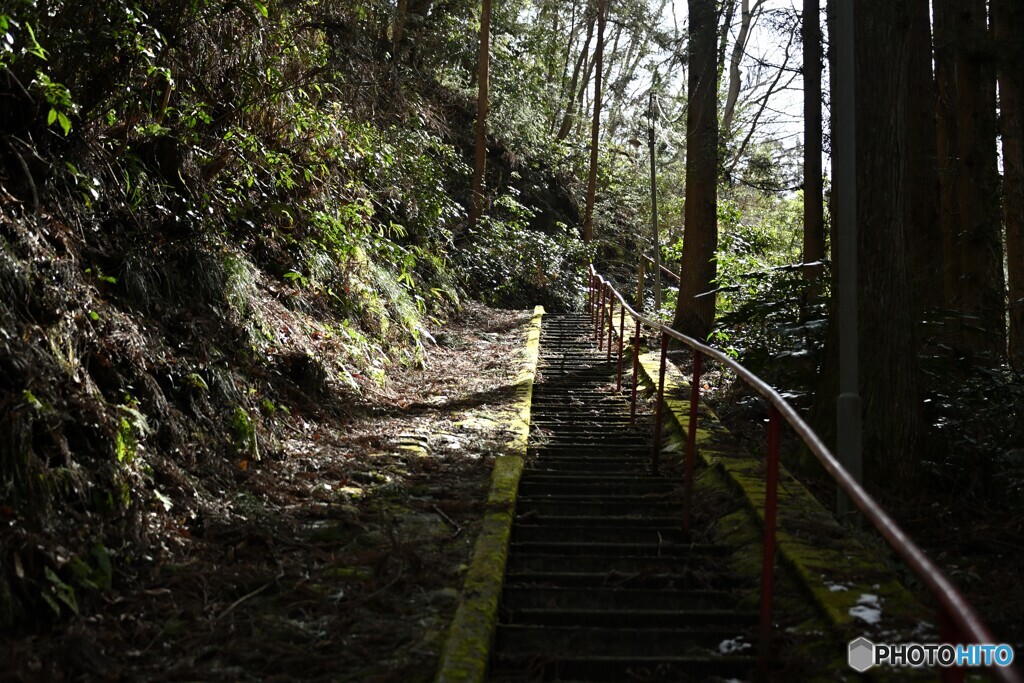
top-left (1, 304), bottom-right (532, 683)
top-left (489, 313), bottom-right (759, 682)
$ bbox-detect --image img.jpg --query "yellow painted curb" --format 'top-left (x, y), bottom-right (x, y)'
top-left (435, 305), bottom-right (544, 683)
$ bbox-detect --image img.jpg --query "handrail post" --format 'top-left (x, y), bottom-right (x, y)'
top-left (606, 288), bottom-right (615, 362)
top-left (616, 303), bottom-right (626, 391)
top-left (758, 407), bottom-right (782, 676)
top-left (683, 351), bottom-right (702, 533)
top-left (630, 317), bottom-right (641, 426)
top-left (652, 331), bottom-right (668, 475)
top-left (587, 272), bottom-right (594, 315)
top-left (596, 284), bottom-right (605, 343)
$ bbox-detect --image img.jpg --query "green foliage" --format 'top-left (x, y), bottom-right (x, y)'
top-left (231, 406), bottom-right (259, 460)
top-left (39, 543), bottom-right (113, 619)
top-left (921, 362), bottom-right (1024, 499)
top-left (41, 567), bottom-right (77, 617)
top-left (712, 264), bottom-right (829, 384)
top-left (709, 192), bottom-right (824, 385)
top-left (661, 191), bottom-right (825, 385)
top-left (461, 190), bottom-right (589, 310)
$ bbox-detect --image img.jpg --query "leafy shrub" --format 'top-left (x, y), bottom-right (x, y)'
top-left (459, 190), bottom-right (590, 310)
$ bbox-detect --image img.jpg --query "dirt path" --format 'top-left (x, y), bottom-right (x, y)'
top-left (3, 303), bottom-right (532, 683)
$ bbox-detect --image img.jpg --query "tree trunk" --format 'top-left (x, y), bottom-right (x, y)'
top-left (934, 0), bottom-right (1005, 358)
top-left (904, 0), bottom-right (943, 327)
top-left (801, 0), bottom-right (824, 283)
top-left (556, 10), bottom-right (596, 141)
top-left (671, 0), bottom-right (718, 339)
top-left (813, 0), bottom-right (921, 487)
top-left (722, 0), bottom-right (763, 137)
top-left (717, 0), bottom-right (737, 78)
top-left (852, 2), bottom-right (922, 483)
top-left (392, 0), bottom-right (408, 55)
top-left (995, 0), bottom-right (1024, 368)
top-left (582, 0), bottom-right (606, 243)
top-left (468, 0), bottom-right (491, 227)
top-left (933, 0), bottom-right (958, 315)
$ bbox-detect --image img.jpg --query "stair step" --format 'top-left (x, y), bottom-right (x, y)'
top-left (504, 570), bottom-right (748, 591)
top-left (495, 624), bottom-right (756, 657)
top-left (509, 541), bottom-right (728, 557)
top-left (501, 607), bottom-right (758, 629)
top-left (527, 445), bottom-right (653, 457)
top-left (506, 552), bottom-right (724, 575)
top-left (490, 314), bottom-right (758, 682)
top-left (525, 461), bottom-right (652, 475)
top-left (512, 524), bottom-right (690, 544)
top-left (515, 497), bottom-right (680, 518)
top-left (501, 586), bottom-right (738, 612)
top-left (514, 514), bottom-right (683, 527)
top-left (489, 655), bottom-right (757, 682)
top-left (518, 480), bottom-right (675, 496)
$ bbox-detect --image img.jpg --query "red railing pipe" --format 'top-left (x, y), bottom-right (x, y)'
top-left (586, 264), bottom-right (1021, 683)
top-left (616, 302), bottom-right (626, 391)
top-left (642, 254), bottom-right (682, 282)
top-left (589, 272), bottom-right (598, 315)
top-left (602, 284), bottom-right (610, 362)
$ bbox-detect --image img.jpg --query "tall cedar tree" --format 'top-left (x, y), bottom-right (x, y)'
top-left (672, 0), bottom-right (718, 339)
top-left (904, 0), bottom-right (943, 325)
top-left (995, 0), bottom-right (1024, 368)
top-left (854, 1), bottom-right (922, 482)
top-left (468, 0), bottom-right (491, 226)
top-left (934, 0), bottom-right (1006, 358)
top-left (801, 0), bottom-right (825, 283)
top-left (815, 1), bottom-right (921, 485)
top-left (582, 0), bottom-right (607, 243)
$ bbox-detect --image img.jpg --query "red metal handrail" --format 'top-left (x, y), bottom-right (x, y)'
top-left (586, 264), bottom-right (1020, 683)
top-left (642, 254), bottom-right (682, 282)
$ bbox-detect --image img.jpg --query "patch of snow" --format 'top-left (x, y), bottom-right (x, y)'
top-left (719, 637), bottom-right (752, 655)
top-left (849, 593), bottom-right (882, 625)
top-left (828, 583), bottom-right (849, 592)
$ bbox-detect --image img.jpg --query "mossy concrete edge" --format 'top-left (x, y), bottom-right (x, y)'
top-left (628, 341), bottom-right (926, 644)
top-left (434, 305), bottom-right (544, 683)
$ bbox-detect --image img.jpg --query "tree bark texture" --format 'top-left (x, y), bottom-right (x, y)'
top-left (468, 0), bottom-right (491, 227)
top-left (904, 0), bottom-right (943, 325)
top-left (582, 0), bottom-right (606, 243)
top-left (671, 0), bottom-right (718, 339)
top-left (814, 1), bottom-right (921, 486)
top-left (851, 1), bottom-right (921, 483)
top-left (801, 0), bottom-right (824, 282)
top-left (995, 0), bottom-right (1024, 368)
top-left (934, 0), bottom-right (1006, 357)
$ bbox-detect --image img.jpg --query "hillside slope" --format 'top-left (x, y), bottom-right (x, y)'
top-left (0, 0), bottom-right (582, 639)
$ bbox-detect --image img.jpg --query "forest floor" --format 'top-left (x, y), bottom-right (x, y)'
top-left (2, 302), bottom-right (532, 683)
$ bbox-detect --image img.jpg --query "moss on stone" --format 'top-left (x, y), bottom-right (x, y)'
top-left (435, 307), bottom-right (543, 683)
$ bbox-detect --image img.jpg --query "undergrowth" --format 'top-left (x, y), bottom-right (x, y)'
top-left (0, 0), bottom-right (581, 632)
